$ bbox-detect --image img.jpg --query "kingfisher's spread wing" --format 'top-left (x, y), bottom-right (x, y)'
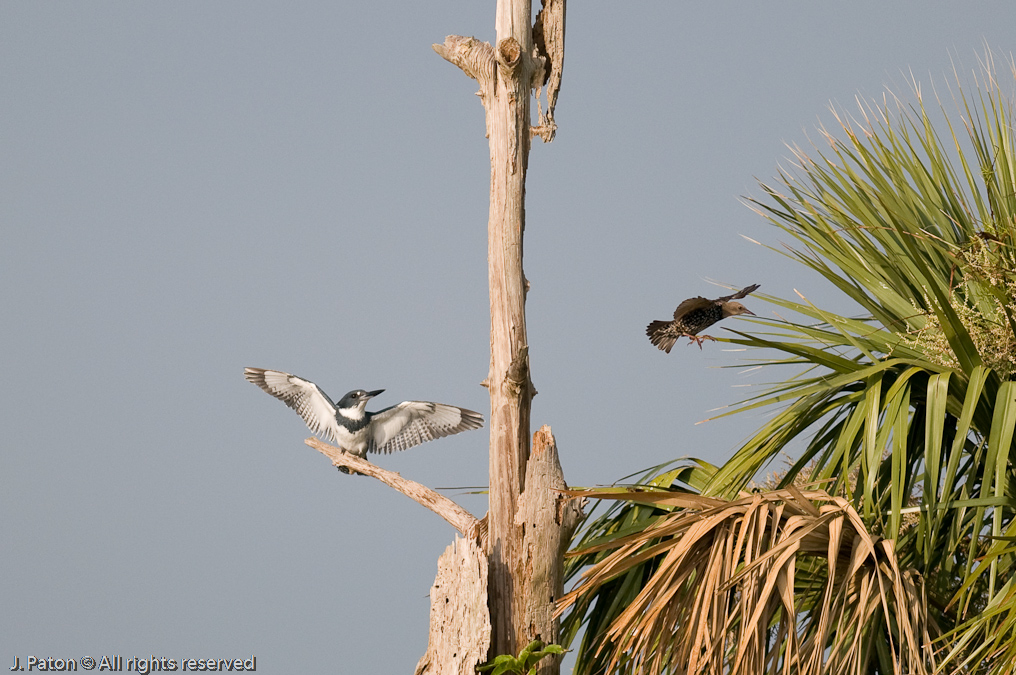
top-left (367, 401), bottom-right (484, 454)
top-left (244, 367), bottom-right (339, 440)
top-left (714, 283), bottom-right (760, 303)
top-left (672, 296), bottom-right (712, 321)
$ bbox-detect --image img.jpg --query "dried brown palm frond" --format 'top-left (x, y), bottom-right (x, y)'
top-left (558, 487), bottom-right (935, 675)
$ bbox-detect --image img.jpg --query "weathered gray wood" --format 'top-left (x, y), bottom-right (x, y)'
top-left (414, 536), bottom-right (491, 675)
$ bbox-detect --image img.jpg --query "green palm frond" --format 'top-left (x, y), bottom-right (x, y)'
top-left (563, 50), bottom-right (1016, 675)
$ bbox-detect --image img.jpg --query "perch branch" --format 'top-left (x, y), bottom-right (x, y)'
top-left (304, 437), bottom-right (483, 541)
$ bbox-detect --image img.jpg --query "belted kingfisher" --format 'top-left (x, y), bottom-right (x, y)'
top-left (243, 368), bottom-right (483, 470)
top-left (647, 284), bottom-right (759, 352)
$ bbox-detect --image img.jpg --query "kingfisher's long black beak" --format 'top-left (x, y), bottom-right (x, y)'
top-left (366, 389), bottom-right (385, 399)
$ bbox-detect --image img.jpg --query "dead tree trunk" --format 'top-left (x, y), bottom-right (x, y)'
top-left (431, 0), bottom-right (574, 672)
top-left (481, 0), bottom-right (536, 658)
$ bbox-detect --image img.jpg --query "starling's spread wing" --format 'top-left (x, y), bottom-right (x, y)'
top-left (714, 283), bottom-right (760, 303)
top-left (244, 367), bottom-right (339, 440)
top-left (672, 296), bottom-right (712, 321)
top-left (368, 401), bottom-right (484, 454)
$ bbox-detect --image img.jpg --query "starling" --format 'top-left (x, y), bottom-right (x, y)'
top-left (646, 284), bottom-right (760, 352)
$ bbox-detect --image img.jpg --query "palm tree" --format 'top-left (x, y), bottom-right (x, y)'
top-left (560, 51), bottom-right (1016, 675)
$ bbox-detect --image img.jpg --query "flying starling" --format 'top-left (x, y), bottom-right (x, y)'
top-left (646, 284), bottom-right (760, 352)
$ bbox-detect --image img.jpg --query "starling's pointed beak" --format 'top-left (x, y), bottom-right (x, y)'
top-left (366, 389), bottom-right (385, 399)
top-left (744, 308), bottom-right (755, 316)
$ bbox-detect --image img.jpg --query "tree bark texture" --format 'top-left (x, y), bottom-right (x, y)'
top-left (485, 1), bottom-right (536, 658)
top-left (516, 426), bottom-right (583, 675)
top-left (414, 537), bottom-right (491, 675)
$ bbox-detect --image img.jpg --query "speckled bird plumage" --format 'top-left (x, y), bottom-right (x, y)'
top-left (647, 284), bottom-right (760, 352)
top-left (243, 368), bottom-right (483, 468)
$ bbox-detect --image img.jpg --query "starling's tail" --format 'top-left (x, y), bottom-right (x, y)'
top-left (647, 320), bottom-right (678, 354)
top-left (646, 320), bottom-right (667, 337)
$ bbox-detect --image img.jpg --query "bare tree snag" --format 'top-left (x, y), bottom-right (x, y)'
top-left (532, 0), bottom-right (565, 142)
top-left (435, 0), bottom-right (578, 668)
top-left (414, 536), bottom-right (491, 675)
top-left (304, 437), bottom-right (484, 542)
top-left (516, 426), bottom-right (583, 675)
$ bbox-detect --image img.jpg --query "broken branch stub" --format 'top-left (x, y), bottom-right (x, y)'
top-left (432, 36), bottom-right (495, 89)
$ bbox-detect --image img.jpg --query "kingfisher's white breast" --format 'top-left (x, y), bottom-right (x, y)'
top-left (332, 423), bottom-right (369, 457)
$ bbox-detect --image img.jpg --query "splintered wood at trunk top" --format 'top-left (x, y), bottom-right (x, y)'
top-left (414, 427), bottom-right (580, 675)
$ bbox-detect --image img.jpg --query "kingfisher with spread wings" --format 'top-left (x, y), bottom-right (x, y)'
top-left (244, 367), bottom-right (483, 471)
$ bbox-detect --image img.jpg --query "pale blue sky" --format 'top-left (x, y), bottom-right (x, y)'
top-left (3, 3), bottom-right (1015, 672)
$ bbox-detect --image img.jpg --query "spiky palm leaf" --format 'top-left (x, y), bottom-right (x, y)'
top-left (563, 51), bottom-right (1016, 675)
